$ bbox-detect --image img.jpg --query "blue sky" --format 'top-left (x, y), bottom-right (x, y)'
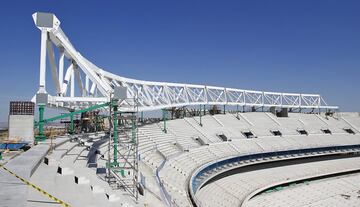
top-left (0, 0), bottom-right (359, 121)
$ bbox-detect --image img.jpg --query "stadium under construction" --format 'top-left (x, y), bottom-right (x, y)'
top-left (1, 12), bottom-right (360, 207)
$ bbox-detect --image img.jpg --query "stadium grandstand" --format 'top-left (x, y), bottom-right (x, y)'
top-left (1, 12), bottom-right (360, 207)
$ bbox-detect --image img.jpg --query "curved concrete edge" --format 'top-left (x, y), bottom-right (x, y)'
top-left (192, 150), bottom-right (347, 194)
top-left (188, 145), bottom-right (360, 207)
top-left (240, 168), bottom-right (360, 207)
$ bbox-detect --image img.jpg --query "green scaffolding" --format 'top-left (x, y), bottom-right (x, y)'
top-left (34, 102), bottom-right (110, 143)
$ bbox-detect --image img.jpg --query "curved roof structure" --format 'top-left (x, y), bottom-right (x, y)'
top-left (32, 12), bottom-right (338, 111)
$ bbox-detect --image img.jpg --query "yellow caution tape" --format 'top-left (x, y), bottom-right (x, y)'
top-left (0, 164), bottom-right (71, 207)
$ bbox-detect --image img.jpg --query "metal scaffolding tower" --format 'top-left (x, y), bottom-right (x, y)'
top-left (107, 98), bottom-right (139, 201)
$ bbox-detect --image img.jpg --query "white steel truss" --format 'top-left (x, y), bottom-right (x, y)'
top-left (31, 12), bottom-right (338, 111)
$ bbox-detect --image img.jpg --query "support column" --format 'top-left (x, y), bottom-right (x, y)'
top-left (35, 104), bottom-right (46, 143)
top-left (162, 109), bottom-right (167, 133)
top-left (71, 65), bottom-right (75, 97)
top-left (85, 76), bottom-right (89, 96)
top-left (38, 30), bottom-right (48, 93)
top-left (141, 111), bottom-right (144, 123)
top-left (113, 101), bottom-right (119, 166)
top-left (223, 105), bottom-right (226, 114)
top-left (58, 47), bottom-right (64, 96)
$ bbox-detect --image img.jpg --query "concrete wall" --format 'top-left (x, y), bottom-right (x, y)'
top-left (8, 115), bottom-right (34, 143)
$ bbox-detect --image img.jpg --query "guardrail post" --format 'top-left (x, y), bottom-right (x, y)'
top-left (162, 109), bottom-right (167, 133)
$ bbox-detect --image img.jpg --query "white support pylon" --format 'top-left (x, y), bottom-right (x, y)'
top-left (58, 47), bottom-right (65, 96)
top-left (38, 29), bottom-right (48, 94)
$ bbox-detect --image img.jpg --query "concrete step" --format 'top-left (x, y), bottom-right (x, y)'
top-left (75, 175), bottom-right (90, 184)
top-left (44, 156), bottom-right (58, 166)
top-left (91, 184), bottom-right (105, 194)
top-left (106, 193), bottom-right (120, 202)
top-left (57, 166), bottom-right (74, 175)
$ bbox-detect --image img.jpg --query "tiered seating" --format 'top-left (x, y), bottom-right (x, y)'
top-left (213, 114), bottom-right (251, 138)
top-left (28, 161), bottom-right (112, 207)
top-left (276, 114), bottom-right (305, 135)
top-left (186, 116), bottom-right (222, 140)
top-left (159, 134), bottom-right (360, 206)
top-left (315, 114), bottom-right (351, 134)
top-left (139, 124), bottom-right (181, 157)
top-left (183, 117), bottom-right (221, 142)
top-left (288, 113), bottom-right (326, 134)
top-left (255, 137), bottom-right (294, 152)
top-left (215, 113), bottom-right (251, 126)
top-left (27, 136), bottom-right (135, 207)
top-left (240, 113), bottom-right (280, 136)
top-left (16, 112), bottom-right (360, 207)
top-left (137, 127), bottom-right (164, 170)
top-left (208, 143), bottom-right (239, 158)
top-left (230, 140), bottom-right (264, 154)
top-left (245, 173), bottom-right (360, 207)
top-left (341, 112), bottom-right (360, 132)
top-left (138, 123), bottom-right (182, 169)
top-left (197, 157), bottom-right (360, 207)
top-left (161, 118), bottom-right (202, 149)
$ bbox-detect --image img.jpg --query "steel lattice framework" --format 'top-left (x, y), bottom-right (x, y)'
top-left (31, 12), bottom-right (338, 111)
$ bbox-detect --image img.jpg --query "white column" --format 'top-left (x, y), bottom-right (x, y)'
top-left (85, 75), bottom-right (89, 96)
top-left (38, 29), bottom-right (48, 93)
top-left (62, 63), bottom-right (73, 95)
top-left (90, 83), bottom-right (96, 96)
top-left (58, 47), bottom-right (65, 95)
top-left (71, 65), bottom-right (75, 97)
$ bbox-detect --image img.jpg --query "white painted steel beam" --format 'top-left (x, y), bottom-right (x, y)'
top-left (70, 64), bottom-right (74, 98)
top-left (58, 47), bottom-right (65, 95)
top-left (46, 40), bottom-right (61, 94)
top-left (38, 29), bottom-right (48, 93)
top-left (32, 12), bottom-right (338, 111)
top-left (62, 63), bottom-right (73, 95)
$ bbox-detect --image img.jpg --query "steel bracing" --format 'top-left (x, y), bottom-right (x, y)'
top-left (32, 12), bottom-right (338, 111)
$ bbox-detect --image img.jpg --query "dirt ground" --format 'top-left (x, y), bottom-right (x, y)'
top-left (0, 130), bottom-right (8, 142)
